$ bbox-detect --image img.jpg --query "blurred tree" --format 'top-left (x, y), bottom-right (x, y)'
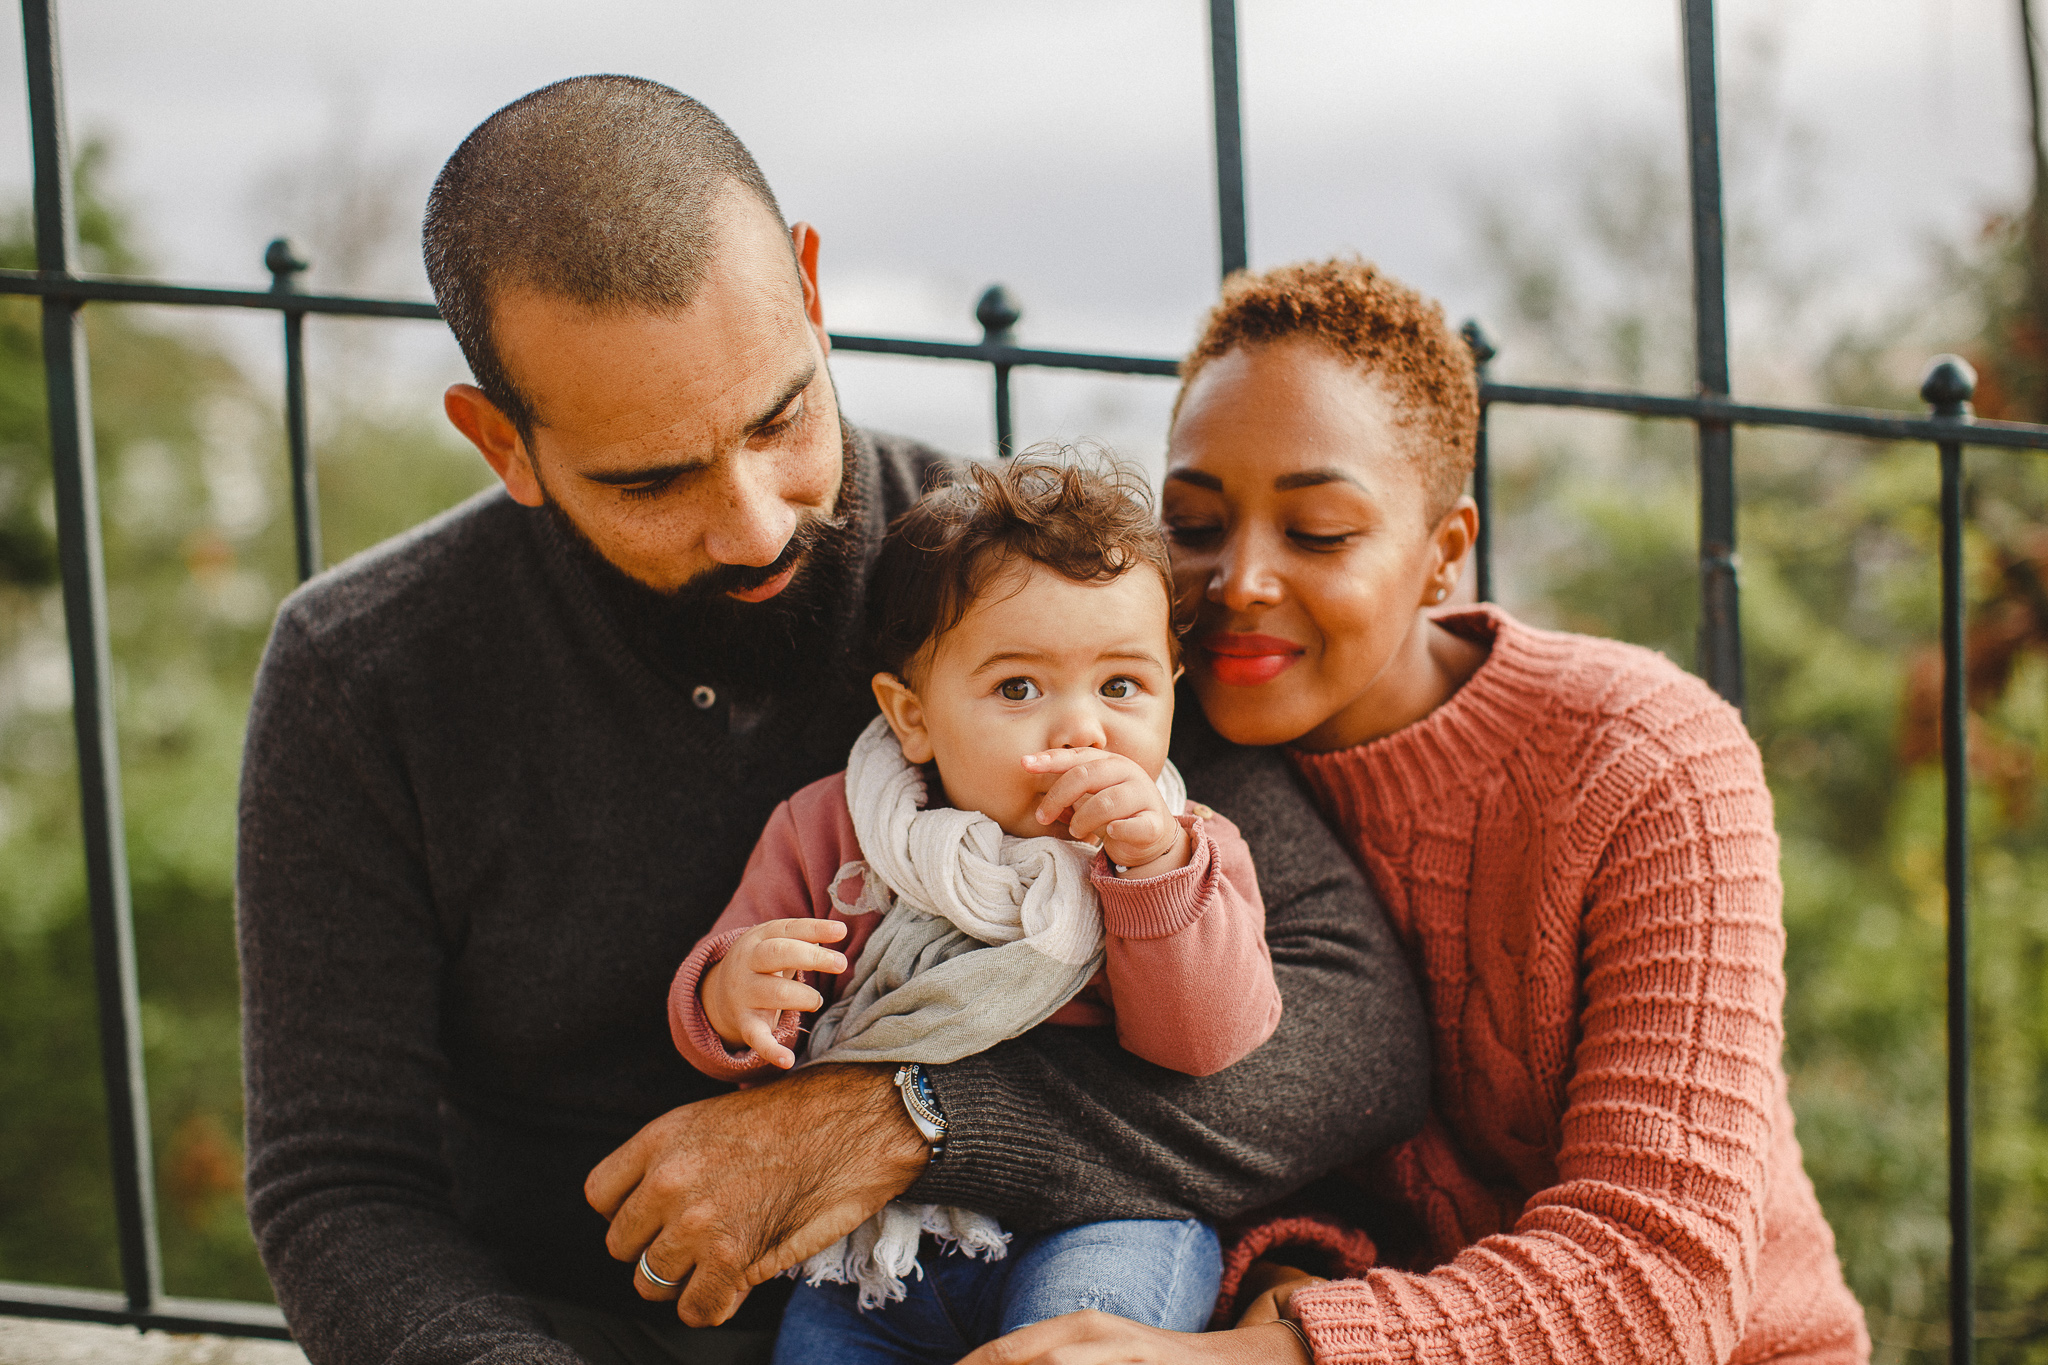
top-left (0, 141), bottom-right (489, 1301)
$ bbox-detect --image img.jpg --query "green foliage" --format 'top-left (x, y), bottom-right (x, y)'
top-left (0, 145), bottom-right (489, 1301)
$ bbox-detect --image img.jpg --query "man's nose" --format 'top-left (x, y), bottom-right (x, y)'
top-left (701, 456), bottom-right (802, 568)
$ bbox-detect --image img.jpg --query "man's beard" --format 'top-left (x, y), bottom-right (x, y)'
top-left (542, 473), bottom-right (865, 700)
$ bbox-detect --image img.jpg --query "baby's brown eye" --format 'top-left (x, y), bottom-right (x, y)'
top-left (998, 678), bottom-right (1041, 702)
top-left (1100, 677), bottom-right (1137, 699)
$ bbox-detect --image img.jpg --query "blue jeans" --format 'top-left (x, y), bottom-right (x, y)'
top-left (770, 1218), bottom-right (1220, 1365)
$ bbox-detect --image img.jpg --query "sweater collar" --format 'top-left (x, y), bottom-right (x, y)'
top-left (1288, 606), bottom-right (1569, 812)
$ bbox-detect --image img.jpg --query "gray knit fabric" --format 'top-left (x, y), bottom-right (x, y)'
top-left (236, 425), bottom-right (1430, 1365)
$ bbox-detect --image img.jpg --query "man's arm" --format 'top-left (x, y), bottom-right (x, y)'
top-left (239, 610), bottom-right (577, 1365)
top-left (910, 716), bottom-right (1430, 1228)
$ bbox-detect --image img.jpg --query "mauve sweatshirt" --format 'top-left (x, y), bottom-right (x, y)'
top-left (671, 771), bottom-right (1281, 1082)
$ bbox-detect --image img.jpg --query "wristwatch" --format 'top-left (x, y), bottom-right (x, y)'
top-left (893, 1063), bottom-right (948, 1158)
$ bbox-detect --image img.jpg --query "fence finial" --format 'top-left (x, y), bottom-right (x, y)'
top-left (265, 237), bottom-right (308, 292)
top-left (976, 285), bottom-right (1021, 345)
top-left (1460, 319), bottom-right (1496, 367)
top-left (1921, 356), bottom-right (1977, 417)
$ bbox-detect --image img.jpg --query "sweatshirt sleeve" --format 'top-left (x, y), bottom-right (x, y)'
top-left (1089, 809), bottom-right (1280, 1076)
top-left (238, 610), bottom-right (578, 1365)
top-left (668, 801), bottom-right (819, 1080)
top-left (1287, 715), bottom-right (1791, 1365)
top-left (907, 709), bottom-right (1430, 1231)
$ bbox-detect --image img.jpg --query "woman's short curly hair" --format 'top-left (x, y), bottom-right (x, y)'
top-left (1177, 258), bottom-right (1480, 520)
top-left (868, 450), bottom-right (1180, 683)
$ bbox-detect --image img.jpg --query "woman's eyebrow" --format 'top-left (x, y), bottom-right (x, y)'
top-left (1164, 469), bottom-right (1222, 490)
top-left (1273, 468), bottom-right (1365, 492)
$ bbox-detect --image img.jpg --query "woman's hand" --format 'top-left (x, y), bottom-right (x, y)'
top-left (1237, 1261), bottom-right (1325, 1328)
top-left (953, 1313), bottom-right (1312, 1364)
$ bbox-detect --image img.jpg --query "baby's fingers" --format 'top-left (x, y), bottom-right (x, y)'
top-left (1033, 756), bottom-right (1139, 827)
top-left (737, 1014), bottom-right (797, 1070)
top-left (734, 973), bottom-right (824, 1016)
top-left (748, 917), bottom-right (849, 945)
top-left (1104, 810), bottom-right (1172, 850)
top-left (746, 936), bottom-right (849, 978)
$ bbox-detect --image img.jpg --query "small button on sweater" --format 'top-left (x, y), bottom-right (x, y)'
top-left (1277, 607), bottom-right (1868, 1365)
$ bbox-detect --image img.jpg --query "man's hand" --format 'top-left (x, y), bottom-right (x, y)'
top-left (1023, 747), bottom-right (1190, 877)
top-left (700, 918), bottom-right (848, 1069)
top-left (584, 1063), bottom-right (928, 1326)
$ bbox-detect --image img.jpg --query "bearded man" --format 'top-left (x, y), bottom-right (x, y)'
top-left (236, 75), bottom-right (1427, 1365)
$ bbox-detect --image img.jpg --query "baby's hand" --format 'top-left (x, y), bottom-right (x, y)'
top-left (700, 918), bottom-right (849, 1069)
top-left (1022, 747), bottom-right (1191, 877)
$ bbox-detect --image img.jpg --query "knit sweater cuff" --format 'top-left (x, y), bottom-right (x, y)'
top-left (904, 1041), bottom-right (1063, 1215)
top-left (667, 926), bottom-right (801, 1081)
top-left (1090, 814), bottom-right (1215, 939)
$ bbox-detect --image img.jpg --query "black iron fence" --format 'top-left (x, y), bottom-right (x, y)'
top-left (0, 0), bottom-right (2037, 1358)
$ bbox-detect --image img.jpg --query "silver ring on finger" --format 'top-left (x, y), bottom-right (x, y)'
top-left (638, 1251), bottom-right (680, 1289)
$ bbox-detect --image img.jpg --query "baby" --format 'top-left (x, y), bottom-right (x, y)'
top-left (668, 456), bottom-right (1281, 1364)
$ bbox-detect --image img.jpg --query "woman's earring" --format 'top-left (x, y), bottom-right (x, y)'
top-left (1434, 586), bottom-right (1448, 603)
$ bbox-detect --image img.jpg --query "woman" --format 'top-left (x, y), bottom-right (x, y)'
top-left (962, 260), bottom-right (1869, 1365)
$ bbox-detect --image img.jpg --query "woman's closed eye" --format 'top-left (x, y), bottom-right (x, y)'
top-left (1288, 528), bottom-right (1358, 551)
top-left (1163, 520), bottom-right (1222, 547)
top-left (996, 677), bottom-right (1041, 702)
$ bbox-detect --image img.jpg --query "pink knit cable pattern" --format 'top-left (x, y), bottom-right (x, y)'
top-left (1279, 609), bottom-right (1868, 1365)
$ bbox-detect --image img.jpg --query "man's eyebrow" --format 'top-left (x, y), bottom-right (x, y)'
top-left (1164, 469), bottom-right (1222, 490)
top-left (745, 364), bottom-right (817, 436)
top-left (1274, 467), bottom-right (1365, 492)
top-left (582, 365), bottom-right (818, 488)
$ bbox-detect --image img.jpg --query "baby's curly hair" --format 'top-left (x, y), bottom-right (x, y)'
top-left (1178, 258), bottom-right (1480, 520)
top-left (868, 450), bottom-right (1180, 683)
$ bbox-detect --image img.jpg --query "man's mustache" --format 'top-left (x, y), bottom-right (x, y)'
top-left (674, 507), bottom-right (852, 602)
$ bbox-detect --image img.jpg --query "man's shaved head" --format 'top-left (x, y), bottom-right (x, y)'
top-left (424, 75), bottom-right (787, 433)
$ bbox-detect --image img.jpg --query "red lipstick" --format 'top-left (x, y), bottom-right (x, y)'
top-left (1199, 632), bottom-right (1304, 687)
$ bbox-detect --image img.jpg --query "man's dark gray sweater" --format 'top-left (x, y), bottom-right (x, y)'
top-left (237, 426), bottom-right (1428, 1365)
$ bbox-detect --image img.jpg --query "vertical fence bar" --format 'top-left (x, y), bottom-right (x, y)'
top-left (1679, 0), bottom-right (1743, 709)
top-left (1924, 355), bottom-right (1976, 1365)
top-left (20, 0), bottom-right (161, 1313)
top-left (1206, 0), bottom-right (1247, 278)
top-left (265, 239), bottom-right (319, 582)
top-left (976, 285), bottom-right (1021, 458)
top-left (1461, 320), bottom-right (1496, 602)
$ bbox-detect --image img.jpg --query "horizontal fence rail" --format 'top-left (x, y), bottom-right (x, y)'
top-left (0, 0), bottom-right (2024, 1356)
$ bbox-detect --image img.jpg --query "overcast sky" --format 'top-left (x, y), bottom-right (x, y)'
top-left (15, 0), bottom-right (2035, 464)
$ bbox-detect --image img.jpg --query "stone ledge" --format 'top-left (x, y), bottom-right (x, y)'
top-left (0, 1315), bottom-right (306, 1364)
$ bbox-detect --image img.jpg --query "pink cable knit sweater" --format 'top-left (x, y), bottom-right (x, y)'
top-left (1274, 607), bottom-right (1868, 1365)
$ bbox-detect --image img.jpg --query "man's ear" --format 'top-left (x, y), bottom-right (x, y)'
top-left (445, 384), bottom-right (544, 508)
top-left (790, 221), bottom-right (830, 357)
top-left (871, 672), bottom-right (933, 764)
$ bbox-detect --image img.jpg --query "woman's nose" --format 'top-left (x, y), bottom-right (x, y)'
top-left (1209, 531), bottom-right (1282, 612)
